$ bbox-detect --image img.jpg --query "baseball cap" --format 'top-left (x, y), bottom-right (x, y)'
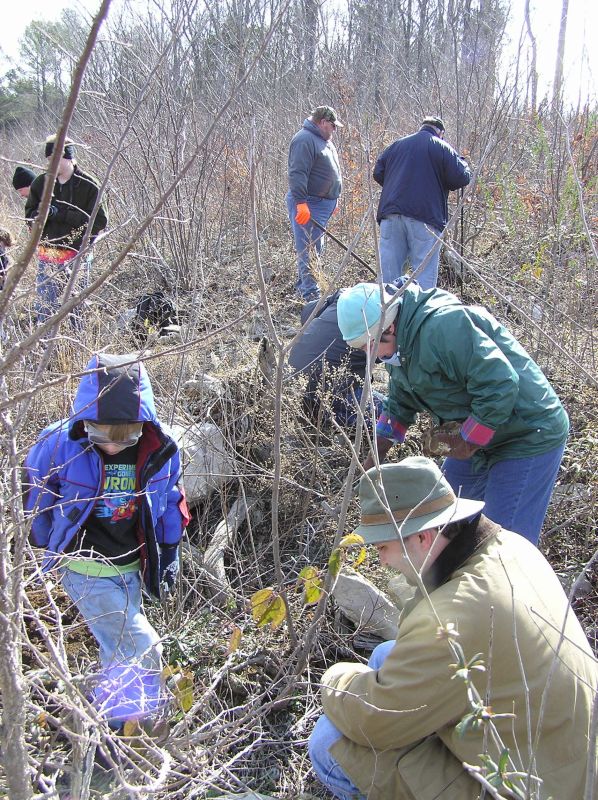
top-left (312, 106), bottom-right (344, 127)
top-left (337, 282), bottom-right (401, 347)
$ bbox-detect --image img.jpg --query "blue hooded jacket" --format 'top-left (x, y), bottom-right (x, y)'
top-left (22, 353), bottom-right (189, 598)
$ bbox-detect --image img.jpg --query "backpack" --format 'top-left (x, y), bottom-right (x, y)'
top-left (131, 291), bottom-right (180, 343)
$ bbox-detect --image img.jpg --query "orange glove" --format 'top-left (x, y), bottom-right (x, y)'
top-left (295, 203), bottom-right (310, 225)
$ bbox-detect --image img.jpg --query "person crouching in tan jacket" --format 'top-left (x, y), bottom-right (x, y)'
top-left (308, 457), bottom-right (597, 800)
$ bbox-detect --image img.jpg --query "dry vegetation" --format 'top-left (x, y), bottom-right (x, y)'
top-left (0, 0), bottom-right (596, 797)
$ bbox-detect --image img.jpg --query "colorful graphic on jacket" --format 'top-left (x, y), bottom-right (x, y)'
top-left (94, 461), bottom-right (138, 523)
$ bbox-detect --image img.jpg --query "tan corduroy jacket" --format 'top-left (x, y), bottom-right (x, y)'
top-left (321, 525), bottom-right (597, 800)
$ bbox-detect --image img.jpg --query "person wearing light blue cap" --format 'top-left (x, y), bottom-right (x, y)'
top-left (335, 281), bottom-right (569, 545)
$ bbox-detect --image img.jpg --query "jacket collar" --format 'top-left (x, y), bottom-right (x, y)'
top-left (303, 118), bottom-right (326, 140)
top-left (404, 515), bottom-right (499, 614)
top-left (424, 514), bottom-right (499, 592)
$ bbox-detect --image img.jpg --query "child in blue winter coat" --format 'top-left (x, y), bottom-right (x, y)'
top-left (23, 353), bottom-right (190, 726)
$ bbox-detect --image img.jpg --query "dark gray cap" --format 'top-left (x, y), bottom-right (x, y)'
top-left (422, 116), bottom-right (445, 132)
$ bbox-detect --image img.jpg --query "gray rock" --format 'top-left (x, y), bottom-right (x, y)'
top-left (333, 567), bottom-right (400, 639)
top-left (386, 574), bottom-right (416, 610)
top-left (172, 422), bottom-right (236, 506)
top-left (183, 373), bottom-right (226, 401)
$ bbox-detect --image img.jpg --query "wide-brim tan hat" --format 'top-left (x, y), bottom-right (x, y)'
top-left (356, 457), bottom-right (484, 544)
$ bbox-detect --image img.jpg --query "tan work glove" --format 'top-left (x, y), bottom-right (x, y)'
top-left (423, 421), bottom-right (479, 460)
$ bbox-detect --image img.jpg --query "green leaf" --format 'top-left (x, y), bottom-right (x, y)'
top-left (498, 748), bottom-right (510, 774)
top-left (455, 713), bottom-right (475, 737)
top-left (328, 548), bottom-right (342, 578)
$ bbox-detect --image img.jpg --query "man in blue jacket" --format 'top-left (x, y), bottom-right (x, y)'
top-left (374, 117), bottom-right (470, 289)
top-left (287, 106), bottom-right (343, 301)
top-left (23, 353), bottom-right (190, 728)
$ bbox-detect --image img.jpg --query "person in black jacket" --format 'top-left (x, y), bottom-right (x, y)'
top-left (12, 165), bottom-right (36, 199)
top-left (288, 291), bottom-right (384, 427)
top-left (373, 117), bottom-right (470, 290)
top-left (25, 135), bottom-right (108, 323)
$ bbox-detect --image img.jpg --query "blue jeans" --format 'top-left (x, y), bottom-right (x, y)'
top-left (61, 569), bottom-right (163, 722)
top-left (286, 192), bottom-right (337, 300)
top-left (36, 259), bottom-right (69, 324)
top-left (379, 214), bottom-right (441, 289)
top-left (309, 640), bottom-right (395, 799)
top-left (442, 443), bottom-right (566, 545)
top-left (332, 386), bottom-right (386, 428)
top-left (35, 246), bottom-right (84, 328)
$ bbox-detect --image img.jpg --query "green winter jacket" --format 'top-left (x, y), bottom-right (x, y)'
top-left (382, 286), bottom-right (568, 467)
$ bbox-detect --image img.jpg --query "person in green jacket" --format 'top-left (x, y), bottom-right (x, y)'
top-left (309, 457), bottom-right (597, 800)
top-left (336, 281), bottom-right (569, 544)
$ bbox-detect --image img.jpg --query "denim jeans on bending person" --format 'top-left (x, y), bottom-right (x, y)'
top-left (286, 192), bottom-right (337, 300)
top-left (309, 640), bottom-right (396, 800)
top-left (61, 568), bottom-right (163, 722)
top-left (442, 442), bottom-right (566, 545)
top-left (379, 214), bottom-right (442, 290)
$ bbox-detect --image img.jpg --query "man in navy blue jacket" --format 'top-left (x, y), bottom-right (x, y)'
top-left (373, 117), bottom-right (470, 289)
top-left (286, 106), bottom-right (343, 301)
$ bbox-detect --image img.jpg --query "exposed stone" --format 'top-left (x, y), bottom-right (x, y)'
top-left (209, 794), bottom-right (278, 800)
top-left (172, 422), bottom-right (235, 506)
top-left (333, 567), bottom-right (400, 639)
top-left (183, 372), bottom-right (226, 400)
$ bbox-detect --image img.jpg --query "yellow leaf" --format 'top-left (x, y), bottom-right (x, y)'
top-left (161, 664), bottom-right (180, 683)
top-left (227, 625), bottom-right (242, 654)
top-left (339, 533), bottom-right (365, 548)
top-left (297, 565), bottom-right (319, 584)
top-left (250, 588), bottom-right (286, 629)
top-left (304, 579), bottom-right (323, 605)
top-left (297, 566), bottom-right (323, 605)
top-left (352, 547), bottom-right (367, 568)
top-left (123, 719), bottom-right (142, 738)
top-left (173, 674), bottom-right (194, 713)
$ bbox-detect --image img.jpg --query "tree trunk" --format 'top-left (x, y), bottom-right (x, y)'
top-left (551, 0), bottom-right (569, 116)
top-left (524, 0), bottom-right (538, 114)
